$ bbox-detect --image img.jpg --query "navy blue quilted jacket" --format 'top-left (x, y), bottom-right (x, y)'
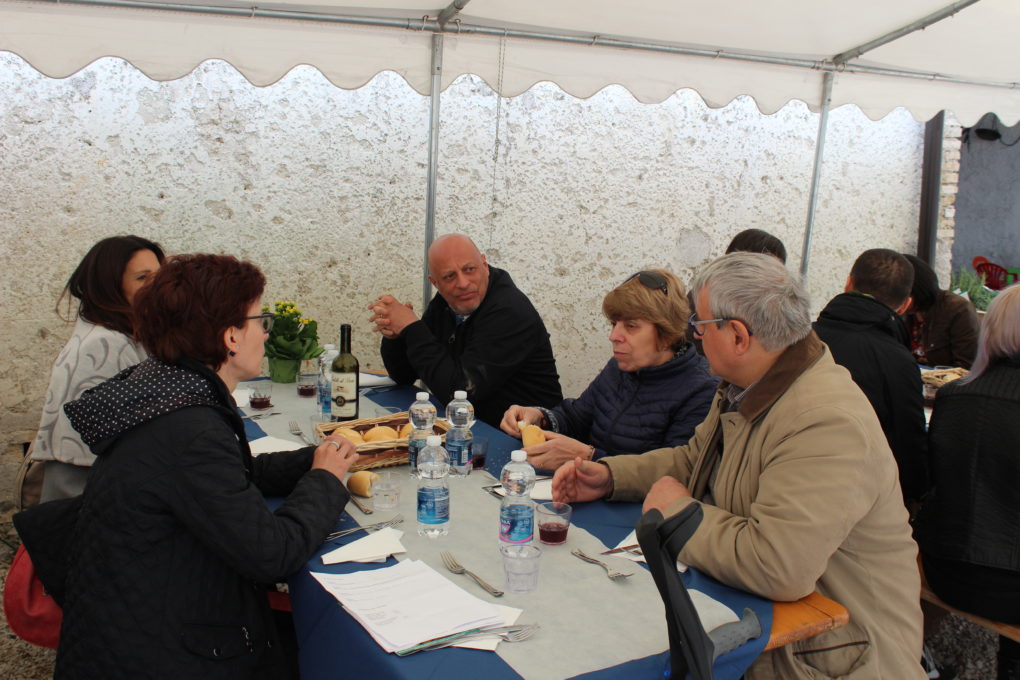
top-left (542, 348), bottom-right (718, 459)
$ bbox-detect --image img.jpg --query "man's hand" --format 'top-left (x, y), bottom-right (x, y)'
top-left (642, 476), bottom-right (693, 515)
top-left (525, 431), bottom-right (592, 471)
top-left (499, 405), bottom-right (544, 437)
top-left (552, 457), bottom-right (612, 504)
top-left (367, 294), bottom-right (417, 338)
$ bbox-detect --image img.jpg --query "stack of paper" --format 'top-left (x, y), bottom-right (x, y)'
top-left (321, 528), bottom-right (406, 564)
top-left (311, 560), bottom-right (505, 652)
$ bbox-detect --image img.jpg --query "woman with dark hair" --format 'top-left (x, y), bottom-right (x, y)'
top-left (902, 253), bottom-right (980, 368)
top-left (915, 284), bottom-right (1020, 680)
top-left (32, 235), bottom-right (165, 501)
top-left (500, 269), bottom-right (717, 470)
top-left (40, 253), bottom-right (357, 679)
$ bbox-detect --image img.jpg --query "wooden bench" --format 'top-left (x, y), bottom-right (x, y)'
top-left (766, 591), bottom-right (849, 650)
top-left (920, 564), bottom-right (1020, 643)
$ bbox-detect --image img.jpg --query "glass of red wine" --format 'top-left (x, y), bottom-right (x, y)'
top-left (535, 501), bottom-right (572, 545)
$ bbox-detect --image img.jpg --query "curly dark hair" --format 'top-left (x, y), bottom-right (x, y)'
top-left (60, 236), bottom-right (165, 335)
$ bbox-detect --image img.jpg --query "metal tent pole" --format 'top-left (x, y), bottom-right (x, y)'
top-left (800, 71), bottom-right (833, 281)
top-left (422, 32), bottom-right (444, 308)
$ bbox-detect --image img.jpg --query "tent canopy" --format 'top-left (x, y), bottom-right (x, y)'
top-left (2, 0), bottom-right (1018, 125)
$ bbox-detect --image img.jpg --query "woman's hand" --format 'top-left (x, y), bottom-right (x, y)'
top-left (500, 405), bottom-right (544, 437)
top-left (524, 431), bottom-right (593, 471)
top-left (311, 435), bottom-right (360, 482)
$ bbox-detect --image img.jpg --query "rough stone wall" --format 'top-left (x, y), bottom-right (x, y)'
top-left (1, 53), bottom-right (925, 448)
top-left (936, 115), bottom-right (962, 284)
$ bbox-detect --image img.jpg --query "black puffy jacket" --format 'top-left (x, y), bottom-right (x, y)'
top-left (25, 357), bottom-right (348, 680)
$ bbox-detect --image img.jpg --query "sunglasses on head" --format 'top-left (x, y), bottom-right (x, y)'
top-left (626, 271), bottom-right (668, 295)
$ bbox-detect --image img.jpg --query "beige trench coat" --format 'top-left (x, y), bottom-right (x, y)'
top-left (605, 333), bottom-right (925, 679)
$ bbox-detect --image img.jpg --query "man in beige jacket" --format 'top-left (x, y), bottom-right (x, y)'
top-left (553, 252), bottom-right (925, 679)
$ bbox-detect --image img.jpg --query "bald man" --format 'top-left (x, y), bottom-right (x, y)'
top-left (369, 234), bottom-right (562, 427)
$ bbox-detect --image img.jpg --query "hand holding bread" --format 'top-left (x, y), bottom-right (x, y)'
top-left (500, 404), bottom-right (544, 437)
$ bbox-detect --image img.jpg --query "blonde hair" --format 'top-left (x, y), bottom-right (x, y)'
top-left (963, 283), bottom-right (1020, 382)
top-left (602, 269), bottom-right (690, 351)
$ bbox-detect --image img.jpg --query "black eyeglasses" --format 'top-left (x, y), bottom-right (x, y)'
top-left (245, 312), bottom-right (275, 333)
top-left (687, 312), bottom-right (754, 338)
top-left (626, 271), bottom-right (668, 295)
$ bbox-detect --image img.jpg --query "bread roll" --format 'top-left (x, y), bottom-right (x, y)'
top-left (363, 425), bottom-right (399, 442)
top-left (398, 423), bottom-right (413, 439)
top-left (335, 427), bottom-right (365, 444)
top-left (347, 470), bottom-right (379, 497)
top-left (520, 424), bottom-right (545, 448)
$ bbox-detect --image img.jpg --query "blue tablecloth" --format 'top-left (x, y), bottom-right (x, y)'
top-left (253, 385), bottom-right (772, 679)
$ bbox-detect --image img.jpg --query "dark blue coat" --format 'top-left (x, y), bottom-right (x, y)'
top-left (541, 348), bottom-right (718, 459)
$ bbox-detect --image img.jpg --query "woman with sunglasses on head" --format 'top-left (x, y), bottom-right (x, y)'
top-left (31, 235), bottom-right (165, 502)
top-left (27, 254), bottom-right (356, 679)
top-left (501, 269), bottom-right (717, 471)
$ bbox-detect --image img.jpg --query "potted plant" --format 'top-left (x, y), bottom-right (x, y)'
top-left (950, 267), bottom-right (999, 315)
top-left (263, 301), bottom-right (324, 382)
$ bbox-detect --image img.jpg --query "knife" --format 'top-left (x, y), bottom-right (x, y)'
top-left (600, 544), bottom-right (642, 556)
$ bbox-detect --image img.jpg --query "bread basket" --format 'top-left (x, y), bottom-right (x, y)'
top-left (315, 412), bottom-right (450, 471)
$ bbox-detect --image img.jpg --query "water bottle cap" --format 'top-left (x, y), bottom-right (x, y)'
top-left (453, 390), bottom-right (467, 399)
top-left (427, 435), bottom-right (442, 446)
top-left (510, 449), bottom-right (527, 462)
top-left (416, 392), bottom-right (429, 400)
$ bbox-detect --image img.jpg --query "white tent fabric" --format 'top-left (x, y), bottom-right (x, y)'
top-left (2, 0), bottom-right (1019, 125)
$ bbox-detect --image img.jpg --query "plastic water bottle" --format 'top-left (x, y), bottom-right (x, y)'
top-left (446, 421), bottom-right (473, 477)
top-left (446, 390), bottom-right (475, 429)
top-left (407, 392), bottom-right (436, 478)
top-left (318, 344), bottom-right (338, 417)
top-left (417, 435), bottom-right (450, 538)
top-left (499, 450), bottom-right (535, 544)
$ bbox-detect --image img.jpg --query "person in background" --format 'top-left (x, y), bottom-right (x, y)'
top-left (369, 233), bottom-right (562, 427)
top-left (554, 253), bottom-right (925, 679)
top-left (500, 269), bottom-right (717, 471)
top-left (23, 253), bottom-right (358, 679)
top-left (915, 283), bottom-right (1020, 680)
top-left (903, 253), bottom-right (979, 368)
top-left (813, 249), bottom-right (928, 507)
top-left (31, 235), bottom-right (165, 502)
top-left (725, 228), bottom-right (788, 263)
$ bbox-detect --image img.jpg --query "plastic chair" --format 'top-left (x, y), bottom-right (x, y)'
top-left (636, 505), bottom-right (762, 680)
top-left (976, 262), bottom-right (1011, 290)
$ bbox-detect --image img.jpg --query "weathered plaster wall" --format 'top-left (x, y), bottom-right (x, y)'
top-left (1, 53), bottom-right (925, 445)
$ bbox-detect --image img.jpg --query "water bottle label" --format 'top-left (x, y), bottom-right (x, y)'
top-left (499, 504), bottom-right (534, 543)
top-left (446, 440), bottom-right (472, 467)
top-left (408, 438), bottom-right (426, 470)
top-left (417, 487), bottom-right (450, 524)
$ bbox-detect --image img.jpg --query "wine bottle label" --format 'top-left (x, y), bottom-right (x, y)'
top-left (330, 373), bottom-right (358, 418)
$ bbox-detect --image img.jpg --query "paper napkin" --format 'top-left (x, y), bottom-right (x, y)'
top-left (248, 436), bottom-right (305, 456)
top-left (613, 530), bottom-right (688, 572)
top-left (322, 528), bottom-right (406, 564)
top-left (453, 604), bottom-right (523, 651)
top-left (491, 478), bottom-right (553, 501)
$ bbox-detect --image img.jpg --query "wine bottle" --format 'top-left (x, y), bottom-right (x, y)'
top-left (330, 324), bottom-right (359, 421)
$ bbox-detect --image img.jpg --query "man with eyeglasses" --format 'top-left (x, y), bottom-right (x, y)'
top-left (553, 253), bottom-right (925, 679)
top-left (368, 233), bottom-right (562, 427)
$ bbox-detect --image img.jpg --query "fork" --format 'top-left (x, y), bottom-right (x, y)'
top-left (440, 551), bottom-right (504, 597)
top-left (396, 624), bottom-right (538, 655)
top-left (289, 420), bottom-right (315, 446)
top-left (241, 411), bottom-right (280, 420)
top-left (324, 514), bottom-right (402, 542)
top-left (571, 548), bottom-right (633, 580)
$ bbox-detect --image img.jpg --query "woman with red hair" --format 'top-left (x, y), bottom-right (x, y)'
top-left (24, 253), bottom-right (357, 679)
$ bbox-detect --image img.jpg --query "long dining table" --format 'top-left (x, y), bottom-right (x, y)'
top-left (243, 378), bottom-right (845, 679)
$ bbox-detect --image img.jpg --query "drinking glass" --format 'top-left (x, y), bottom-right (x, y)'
top-left (535, 501), bottom-right (572, 545)
top-left (501, 544), bottom-right (541, 594)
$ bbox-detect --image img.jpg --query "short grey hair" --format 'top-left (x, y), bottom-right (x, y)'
top-left (690, 252), bottom-right (812, 352)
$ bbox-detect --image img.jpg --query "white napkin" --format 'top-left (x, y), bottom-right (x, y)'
top-left (490, 479), bottom-right (553, 501)
top-left (613, 530), bottom-right (688, 572)
top-left (321, 528), bottom-right (406, 564)
top-left (361, 372), bottom-right (396, 387)
top-left (248, 436), bottom-right (305, 456)
top-left (453, 605), bottom-right (524, 651)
